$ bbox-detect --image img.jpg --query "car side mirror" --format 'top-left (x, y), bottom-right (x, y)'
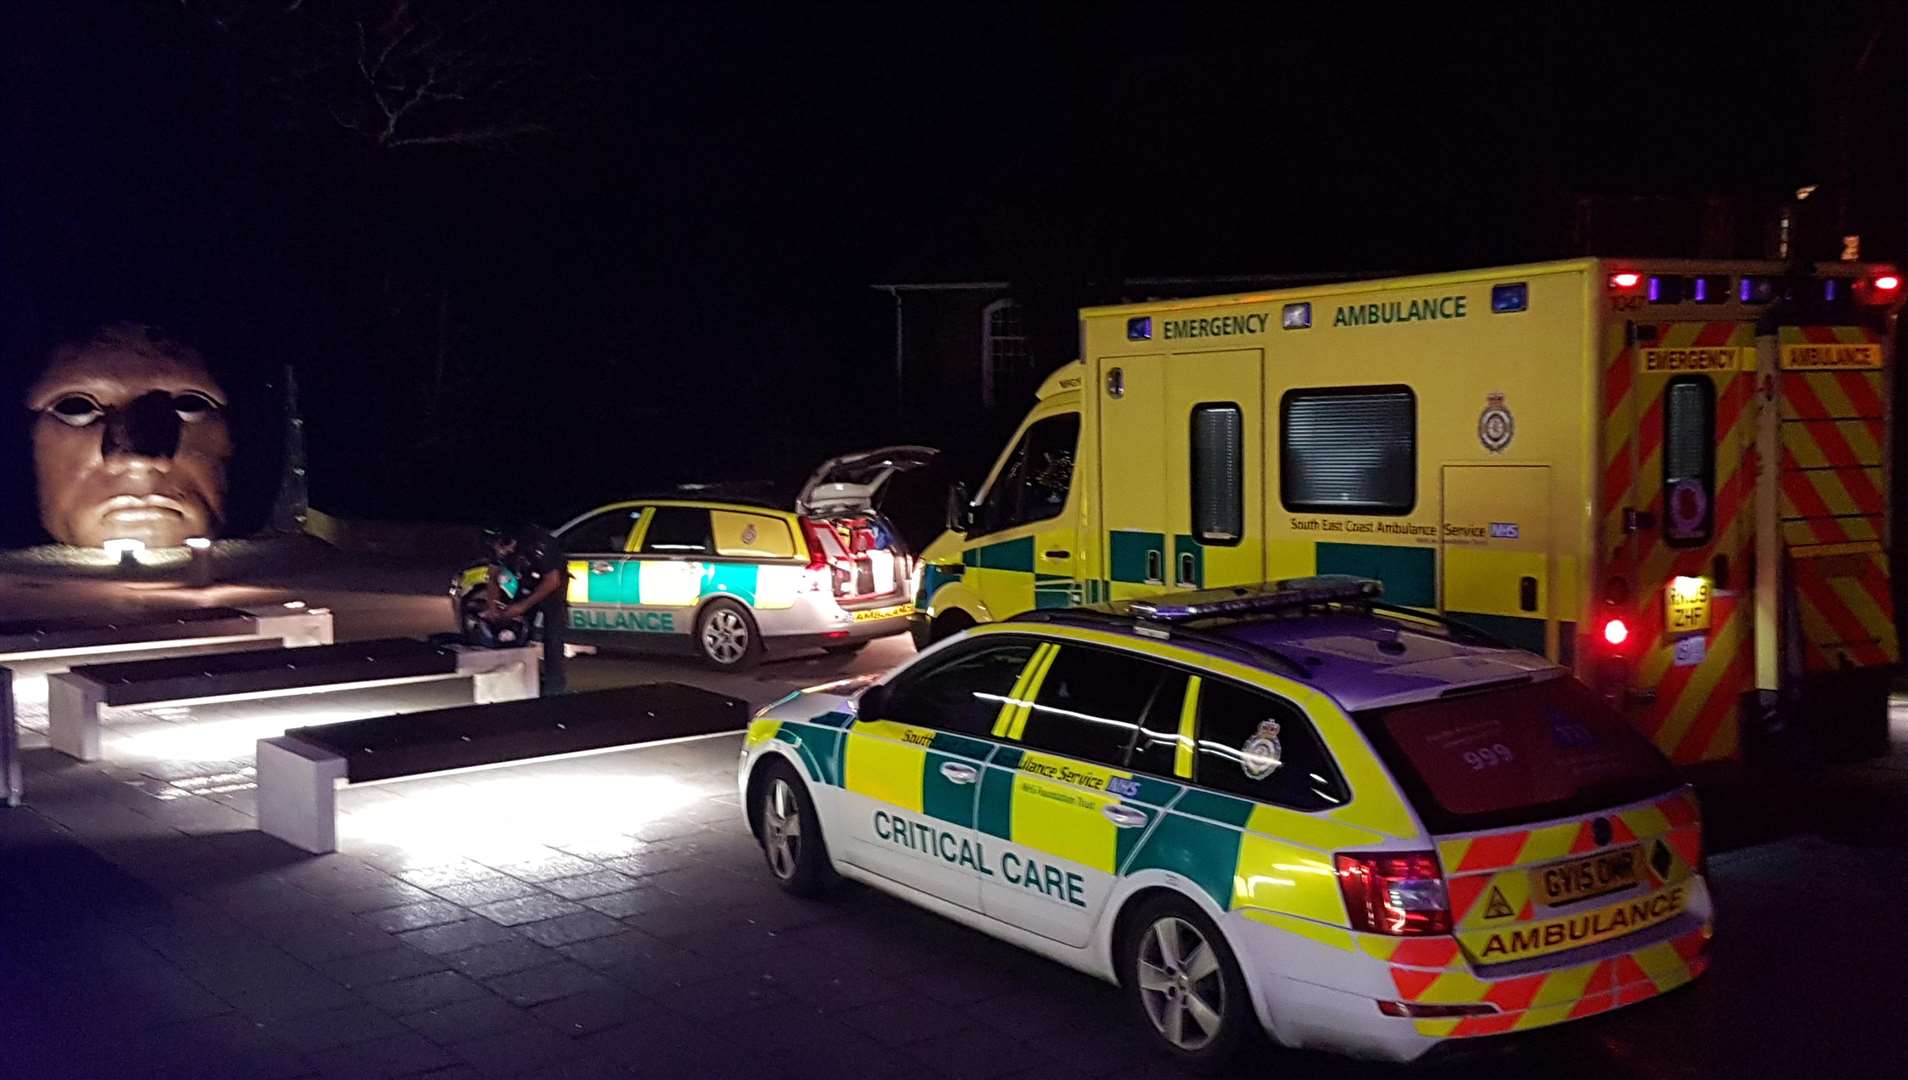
top-left (856, 683), bottom-right (888, 719)
top-left (945, 482), bottom-right (974, 534)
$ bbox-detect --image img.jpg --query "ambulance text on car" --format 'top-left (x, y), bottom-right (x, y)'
top-left (913, 259), bottom-right (1904, 765)
top-left (740, 578), bottom-right (1711, 1067)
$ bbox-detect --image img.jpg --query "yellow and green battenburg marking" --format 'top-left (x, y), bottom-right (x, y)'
top-left (569, 559), bottom-right (801, 610)
top-left (752, 709), bottom-right (1402, 932)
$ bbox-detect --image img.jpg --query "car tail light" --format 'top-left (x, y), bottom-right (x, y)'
top-left (1609, 271), bottom-right (1642, 290)
top-left (1335, 852), bottom-right (1451, 936)
top-left (1875, 274), bottom-right (1900, 293)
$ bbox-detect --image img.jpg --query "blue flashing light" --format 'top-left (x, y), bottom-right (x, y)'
top-left (1648, 276), bottom-right (1662, 303)
top-left (1281, 302), bottom-right (1312, 330)
top-left (1490, 283), bottom-right (1528, 313)
top-left (1823, 279), bottom-right (1839, 302)
top-left (1692, 276), bottom-right (1708, 303)
top-left (1126, 316), bottom-right (1152, 341)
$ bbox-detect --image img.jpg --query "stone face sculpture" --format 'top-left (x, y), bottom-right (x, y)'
top-left (23, 324), bottom-right (232, 549)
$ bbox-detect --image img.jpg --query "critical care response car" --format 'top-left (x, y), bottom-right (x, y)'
top-left (453, 447), bottom-right (934, 669)
top-left (916, 258), bottom-right (1905, 766)
top-left (742, 577), bottom-right (1711, 1068)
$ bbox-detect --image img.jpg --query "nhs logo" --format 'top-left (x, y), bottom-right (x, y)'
top-left (1489, 522), bottom-right (1520, 540)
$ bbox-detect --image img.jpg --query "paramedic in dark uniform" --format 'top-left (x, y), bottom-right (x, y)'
top-left (482, 523), bottom-right (570, 695)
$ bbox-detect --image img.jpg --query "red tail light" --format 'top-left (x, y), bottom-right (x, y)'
top-left (1335, 852), bottom-right (1451, 936)
top-left (1610, 271), bottom-right (1641, 290)
top-left (1601, 616), bottom-right (1631, 648)
top-left (1874, 274), bottom-right (1900, 293)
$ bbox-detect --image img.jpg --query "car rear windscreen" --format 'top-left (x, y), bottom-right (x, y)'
top-left (1356, 677), bottom-right (1679, 834)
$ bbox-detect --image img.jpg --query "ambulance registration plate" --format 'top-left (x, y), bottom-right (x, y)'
top-left (1665, 576), bottom-right (1711, 635)
top-left (852, 602), bottom-right (913, 622)
top-left (1537, 847), bottom-right (1641, 907)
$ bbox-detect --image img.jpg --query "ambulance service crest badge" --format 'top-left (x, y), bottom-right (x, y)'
top-left (1478, 391), bottom-right (1514, 453)
top-left (1240, 719), bottom-right (1283, 780)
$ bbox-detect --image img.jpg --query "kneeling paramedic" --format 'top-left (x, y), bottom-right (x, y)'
top-left (483, 523), bottom-right (569, 695)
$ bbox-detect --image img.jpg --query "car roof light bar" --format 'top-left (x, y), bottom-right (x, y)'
top-left (1127, 576), bottom-right (1383, 622)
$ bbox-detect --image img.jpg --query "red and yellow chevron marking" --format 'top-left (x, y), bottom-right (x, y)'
top-left (1359, 787), bottom-right (1710, 1041)
top-left (1600, 324), bottom-right (1639, 554)
top-left (1792, 550), bottom-right (1898, 672)
top-left (1777, 325), bottom-right (1896, 674)
top-left (1433, 789), bottom-right (1698, 880)
top-left (1603, 323), bottom-right (1757, 763)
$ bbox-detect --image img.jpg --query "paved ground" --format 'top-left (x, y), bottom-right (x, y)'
top-left (3, 552), bottom-right (1906, 1078)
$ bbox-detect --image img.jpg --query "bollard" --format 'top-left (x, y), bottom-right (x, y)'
top-left (185, 536), bottom-right (214, 587)
top-left (1, 667), bottom-right (20, 808)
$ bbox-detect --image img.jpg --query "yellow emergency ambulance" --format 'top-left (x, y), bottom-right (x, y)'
top-left (912, 259), bottom-right (1904, 765)
top-left (743, 578), bottom-right (1712, 1066)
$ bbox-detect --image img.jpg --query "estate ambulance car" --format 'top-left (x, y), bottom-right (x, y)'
top-left (742, 578), bottom-right (1712, 1067)
top-left (453, 447), bottom-right (931, 669)
top-left (913, 260), bottom-right (1904, 765)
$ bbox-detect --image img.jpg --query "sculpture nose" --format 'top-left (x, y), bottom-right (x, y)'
top-left (101, 391), bottom-right (182, 468)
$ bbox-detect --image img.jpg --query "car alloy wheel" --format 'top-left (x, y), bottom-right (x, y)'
top-left (1136, 915), bottom-right (1228, 1052)
top-left (761, 777), bottom-right (804, 880)
top-left (703, 607), bottom-right (750, 664)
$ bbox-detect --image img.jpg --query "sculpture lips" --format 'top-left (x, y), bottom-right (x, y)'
top-left (100, 494), bottom-right (186, 523)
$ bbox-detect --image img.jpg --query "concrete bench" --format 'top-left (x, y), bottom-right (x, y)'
top-left (257, 683), bottom-right (747, 853)
top-left (47, 638), bottom-right (536, 762)
top-left (0, 605), bottom-right (332, 679)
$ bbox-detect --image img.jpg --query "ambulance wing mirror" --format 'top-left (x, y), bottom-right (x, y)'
top-left (946, 482), bottom-right (974, 534)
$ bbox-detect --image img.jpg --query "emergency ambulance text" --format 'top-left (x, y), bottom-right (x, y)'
top-left (1162, 313), bottom-right (1270, 340)
top-left (1478, 886), bottom-right (1684, 959)
top-left (1331, 294), bottom-right (1467, 327)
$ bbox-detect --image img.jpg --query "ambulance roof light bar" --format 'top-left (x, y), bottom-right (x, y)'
top-left (1127, 576), bottom-right (1383, 622)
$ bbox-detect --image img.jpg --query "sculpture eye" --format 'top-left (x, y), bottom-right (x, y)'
top-left (48, 394), bottom-right (104, 427)
top-left (173, 391), bottom-right (219, 423)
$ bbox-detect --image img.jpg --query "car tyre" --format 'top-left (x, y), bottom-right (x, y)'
top-left (754, 759), bottom-right (837, 896)
top-left (695, 598), bottom-right (762, 671)
top-left (1121, 893), bottom-right (1253, 1073)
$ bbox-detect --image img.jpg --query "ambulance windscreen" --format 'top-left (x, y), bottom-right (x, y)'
top-left (1355, 677), bottom-right (1678, 834)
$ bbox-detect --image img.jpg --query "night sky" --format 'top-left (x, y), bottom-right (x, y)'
top-left (4, 3), bottom-right (1904, 538)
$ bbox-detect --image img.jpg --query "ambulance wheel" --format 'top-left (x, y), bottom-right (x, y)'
top-left (1121, 894), bottom-right (1252, 1073)
top-left (696, 599), bottom-right (762, 671)
top-left (753, 759), bottom-right (836, 896)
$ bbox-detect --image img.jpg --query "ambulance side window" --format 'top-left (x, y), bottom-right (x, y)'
top-left (883, 640), bottom-right (1038, 737)
top-left (1279, 386), bottom-right (1415, 515)
top-left (561, 506), bottom-right (644, 553)
top-left (641, 507), bottom-right (713, 556)
top-left (1662, 377), bottom-right (1714, 547)
top-left (1018, 646), bottom-right (1184, 767)
top-left (1193, 680), bottom-right (1347, 811)
top-left (975, 413), bottom-right (1080, 534)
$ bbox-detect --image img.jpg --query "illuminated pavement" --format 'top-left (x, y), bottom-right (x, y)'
top-left (3, 562), bottom-right (1907, 1078)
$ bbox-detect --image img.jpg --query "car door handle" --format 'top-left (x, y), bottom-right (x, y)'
top-left (591, 562), bottom-right (616, 575)
top-left (1102, 804), bottom-right (1148, 829)
top-left (1043, 549), bottom-right (1071, 560)
top-left (939, 762), bottom-right (979, 785)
